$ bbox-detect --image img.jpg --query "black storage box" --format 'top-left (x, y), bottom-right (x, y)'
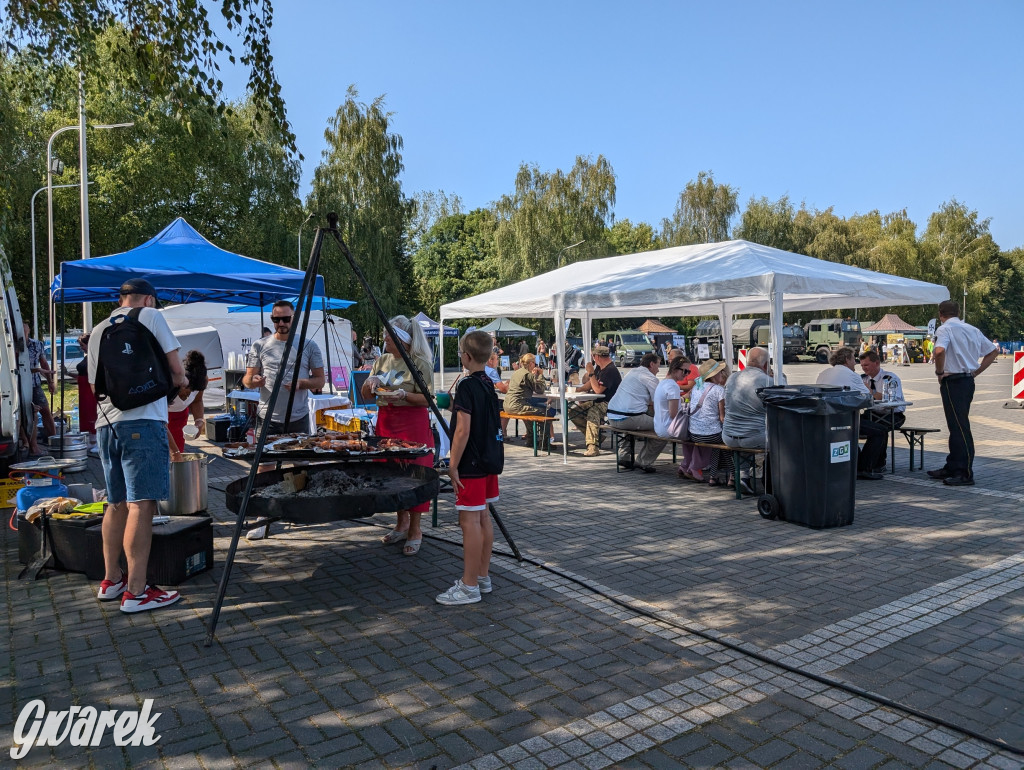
top-left (147, 515), bottom-right (214, 585)
top-left (19, 513), bottom-right (213, 585)
top-left (18, 512), bottom-right (106, 578)
top-left (210, 417), bottom-right (231, 443)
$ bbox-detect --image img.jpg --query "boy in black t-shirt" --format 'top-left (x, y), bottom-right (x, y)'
top-left (436, 331), bottom-right (505, 606)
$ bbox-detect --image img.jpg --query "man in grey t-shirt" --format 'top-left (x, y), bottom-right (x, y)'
top-left (723, 348), bottom-right (780, 489)
top-left (243, 300), bottom-right (326, 433)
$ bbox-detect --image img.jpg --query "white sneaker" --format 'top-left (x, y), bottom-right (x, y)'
top-left (477, 576), bottom-right (492, 594)
top-left (246, 525), bottom-right (268, 541)
top-left (435, 579), bottom-right (481, 605)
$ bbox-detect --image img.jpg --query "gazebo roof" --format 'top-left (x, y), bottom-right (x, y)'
top-left (863, 313), bottom-right (920, 333)
top-left (638, 319), bottom-right (676, 334)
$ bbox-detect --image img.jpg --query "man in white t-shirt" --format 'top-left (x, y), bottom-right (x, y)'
top-left (606, 353), bottom-right (662, 471)
top-left (928, 300), bottom-right (998, 486)
top-left (88, 278), bottom-right (186, 614)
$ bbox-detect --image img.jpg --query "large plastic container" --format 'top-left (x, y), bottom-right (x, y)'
top-left (757, 385), bottom-right (871, 529)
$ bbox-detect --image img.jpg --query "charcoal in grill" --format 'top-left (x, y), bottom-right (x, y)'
top-left (225, 462), bottom-right (439, 523)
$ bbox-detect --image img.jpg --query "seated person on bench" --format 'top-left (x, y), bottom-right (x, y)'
top-left (859, 349), bottom-right (906, 470)
top-left (485, 352), bottom-right (509, 395)
top-left (723, 347), bottom-right (778, 490)
top-left (816, 346), bottom-right (887, 480)
top-left (570, 345), bottom-right (621, 457)
top-left (607, 352), bottom-right (663, 472)
top-left (503, 353), bottom-right (554, 446)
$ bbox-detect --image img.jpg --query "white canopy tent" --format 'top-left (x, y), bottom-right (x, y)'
top-left (439, 239), bottom-right (949, 461)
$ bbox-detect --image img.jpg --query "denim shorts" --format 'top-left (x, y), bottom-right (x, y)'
top-left (97, 419), bottom-right (169, 503)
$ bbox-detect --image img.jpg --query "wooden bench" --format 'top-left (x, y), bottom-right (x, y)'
top-left (898, 427), bottom-right (941, 471)
top-left (500, 412), bottom-right (556, 457)
top-left (605, 426), bottom-right (764, 499)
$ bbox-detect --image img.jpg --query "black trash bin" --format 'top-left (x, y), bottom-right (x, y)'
top-left (757, 385), bottom-right (871, 529)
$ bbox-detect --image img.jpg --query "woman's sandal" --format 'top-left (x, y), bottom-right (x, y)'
top-left (403, 539), bottom-right (422, 556)
top-left (381, 529), bottom-right (409, 545)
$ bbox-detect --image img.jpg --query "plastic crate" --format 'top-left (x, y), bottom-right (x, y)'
top-left (320, 410), bottom-right (361, 433)
top-left (1, 479), bottom-right (22, 509)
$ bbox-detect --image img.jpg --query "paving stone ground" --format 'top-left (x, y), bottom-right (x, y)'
top-left (2, 357), bottom-right (1023, 768)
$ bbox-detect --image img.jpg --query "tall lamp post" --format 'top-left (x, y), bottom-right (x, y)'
top-left (557, 239), bottom-right (585, 267)
top-left (297, 212), bottom-right (314, 270)
top-left (31, 182), bottom-right (93, 339)
top-left (46, 120), bottom-right (133, 343)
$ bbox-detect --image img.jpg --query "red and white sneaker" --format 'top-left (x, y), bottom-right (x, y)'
top-left (120, 585), bottom-right (181, 614)
top-left (97, 571), bottom-right (128, 601)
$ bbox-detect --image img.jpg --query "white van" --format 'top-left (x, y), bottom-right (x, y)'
top-left (1, 246), bottom-right (34, 464)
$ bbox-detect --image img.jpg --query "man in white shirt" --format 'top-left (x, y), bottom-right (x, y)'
top-left (815, 346), bottom-right (887, 480)
top-left (88, 278), bottom-right (187, 613)
top-left (928, 300), bottom-right (999, 486)
top-left (606, 353), bottom-right (663, 471)
top-left (859, 349), bottom-right (905, 472)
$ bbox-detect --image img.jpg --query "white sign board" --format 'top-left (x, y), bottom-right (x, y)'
top-left (697, 343), bottom-right (710, 360)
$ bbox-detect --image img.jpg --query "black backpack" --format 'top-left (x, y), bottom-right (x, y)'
top-left (94, 308), bottom-right (175, 410)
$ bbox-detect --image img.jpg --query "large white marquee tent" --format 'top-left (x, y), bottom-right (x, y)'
top-left (439, 240), bottom-right (949, 461)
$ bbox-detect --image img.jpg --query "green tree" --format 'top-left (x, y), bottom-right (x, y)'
top-left (307, 87), bottom-right (413, 335)
top-left (921, 199), bottom-right (1002, 331)
top-left (1, 0), bottom-right (293, 153)
top-left (412, 209), bottom-right (497, 317)
top-left (406, 189), bottom-right (464, 256)
top-left (735, 195), bottom-right (797, 252)
top-left (493, 155), bottom-right (616, 281)
top-left (661, 170), bottom-right (738, 246)
top-left (1, 30), bottom-right (302, 328)
top-left (607, 218), bottom-right (659, 255)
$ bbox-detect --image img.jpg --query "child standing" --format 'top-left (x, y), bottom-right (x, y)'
top-left (436, 331), bottom-right (505, 606)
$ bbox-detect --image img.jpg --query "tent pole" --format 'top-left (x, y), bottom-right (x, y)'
top-left (555, 308), bottom-right (568, 465)
top-left (438, 316), bottom-right (445, 391)
top-left (720, 303), bottom-right (734, 369)
top-left (770, 278), bottom-right (784, 384)
top-left (259, 294), bottom-right (264, 338)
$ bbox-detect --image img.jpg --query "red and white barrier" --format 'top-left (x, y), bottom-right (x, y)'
top-left (1013, 351), bottom-right (1024, 402)
top-left (737, 348), bottom-right (747, 371)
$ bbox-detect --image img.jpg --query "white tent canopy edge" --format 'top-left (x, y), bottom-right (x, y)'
top-left (439, 240), bottom-right (949, 462)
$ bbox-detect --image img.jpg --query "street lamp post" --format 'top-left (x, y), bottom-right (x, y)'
top-left (557, 239), bottom-right (585, 267)
top-left (31, 182), bottom-right (93, 339)
top-left (297, 212), bottom-right (314, 270)
top-left (46, 121), bottom-right (133, 342)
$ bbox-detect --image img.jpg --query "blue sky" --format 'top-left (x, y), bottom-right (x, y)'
top-left (223, 1), bottom-right (1023, 249)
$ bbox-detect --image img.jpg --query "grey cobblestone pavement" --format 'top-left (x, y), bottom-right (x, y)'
top-left (2, 358), bottom-right (1022, 768)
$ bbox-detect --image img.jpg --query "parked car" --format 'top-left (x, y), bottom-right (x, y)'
top-left (44, 335), bottom-right (85, 380)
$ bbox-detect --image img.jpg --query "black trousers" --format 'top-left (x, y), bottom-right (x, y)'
top-left (857, 417), bottom-right (890, 472)
top-left (939, 374), bottom-right (976, 478)
top-left (862, 409), bottom-right (906, 467)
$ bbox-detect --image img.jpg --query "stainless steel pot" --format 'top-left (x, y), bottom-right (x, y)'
top-left (159, 453), bottom-right (210, 515)
top-left (47, 432), bottom-right (89, 472)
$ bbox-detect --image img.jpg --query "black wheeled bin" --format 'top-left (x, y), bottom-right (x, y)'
top-left (757, 385), bottom-right (871, 528)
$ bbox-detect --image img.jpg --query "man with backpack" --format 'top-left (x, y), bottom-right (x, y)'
top-left (87, 278), bottom-right (186, 613)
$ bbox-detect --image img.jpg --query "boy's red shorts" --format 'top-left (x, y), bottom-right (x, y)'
top-left (455, 474), bottom-right (500, 511)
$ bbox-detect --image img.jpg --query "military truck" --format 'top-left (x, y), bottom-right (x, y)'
top-left (602, 329), bottom-right (656, 367)
top-left (729, 318), bottom-right (807, 363)
top-left (689, 319), bottom-right (723, 362)
top-left (804, 318), bottom-right (863, 363)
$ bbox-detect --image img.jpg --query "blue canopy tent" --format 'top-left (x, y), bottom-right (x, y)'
top-left (412, 311), bottom-right (459, 338)
top-left (51, 217), bottom-right (326, 306)
top-left (227, 297), bottom-right (355, 313)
